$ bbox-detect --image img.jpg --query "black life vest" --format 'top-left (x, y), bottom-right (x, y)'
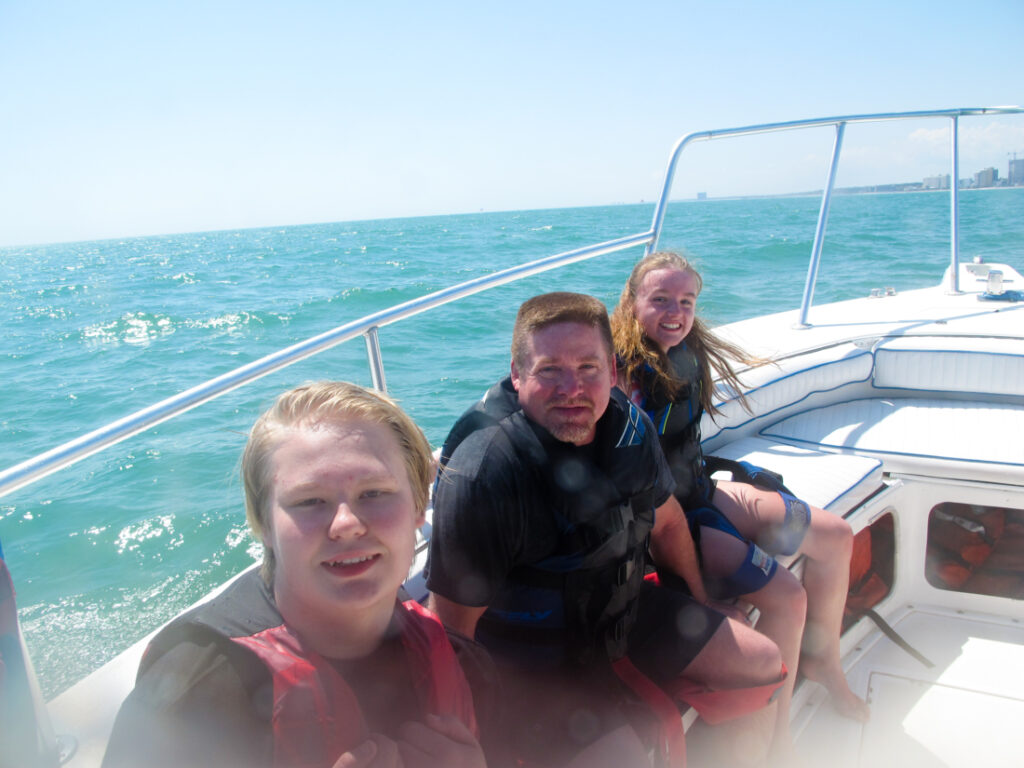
top-left (632, 344), bottom-right (713, 506)
top-left (139, 570), bottom-right (477, 768)
top-left (437, 378), bottom-right (658, 665)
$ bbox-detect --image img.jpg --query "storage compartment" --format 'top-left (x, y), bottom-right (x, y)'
top-left (925, 501), bottom-right (1024, 599)
top-left (843, 512), bottom-right (896, 633)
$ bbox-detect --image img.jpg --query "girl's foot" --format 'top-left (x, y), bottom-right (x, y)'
top-left (800, 655), bottom-right (870, 722)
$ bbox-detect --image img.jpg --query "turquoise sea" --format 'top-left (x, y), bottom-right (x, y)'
top-left (2, 189), bottom-right (1022, 699)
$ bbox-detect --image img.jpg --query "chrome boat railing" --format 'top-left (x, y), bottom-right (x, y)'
top-left (0, 231), bottom-right (653, 498)
top-left (645, 106), bottom-right (1024, 326)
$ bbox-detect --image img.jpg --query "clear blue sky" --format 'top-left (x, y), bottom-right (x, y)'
top-left (1, 0), bottom-right (1022, 247)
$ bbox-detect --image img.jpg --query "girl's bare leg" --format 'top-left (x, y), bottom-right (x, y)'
top-left (714, 481), bottom-right (870, 722)
top-left (698, 527), bottom-right (806, 759)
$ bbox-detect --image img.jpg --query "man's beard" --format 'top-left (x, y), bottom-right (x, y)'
top-left (545, 400), bottom-right (595, 445)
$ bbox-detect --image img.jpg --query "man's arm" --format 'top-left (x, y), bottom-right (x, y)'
top-left (427, 593), bottom-right (488, 640)
top-left (648, 495), bottom-right (709, 605)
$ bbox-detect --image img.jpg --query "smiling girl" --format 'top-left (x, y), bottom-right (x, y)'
top-left (611, 252), bottom-right (868, 759)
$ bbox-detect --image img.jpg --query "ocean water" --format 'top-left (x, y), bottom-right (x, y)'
top-left (1, 189), bottom-right (1022, 699)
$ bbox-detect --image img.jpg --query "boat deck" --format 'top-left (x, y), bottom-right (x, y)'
top-left (794, 603), bottom-right (1024, 768)
top-left (688, 383), bottom-right (1024, 768)
top-left (683, 603), bottom-right (1024, 767)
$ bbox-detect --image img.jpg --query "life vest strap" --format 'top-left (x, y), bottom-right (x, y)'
top-left (611, 656), bottom-right (687, 768)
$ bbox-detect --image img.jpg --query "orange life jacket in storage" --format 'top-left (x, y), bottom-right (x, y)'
top-left (952, 507), bottom-right (1024, 599)
top-left (926, 503), bottom-right (1006, 589)
top-left (141, 570), bottom-right (478, 768)
top-left (843, 515), bottom-right (894, 632)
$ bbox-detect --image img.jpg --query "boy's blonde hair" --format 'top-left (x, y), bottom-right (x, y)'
top-left (242, 381), bottom-right (432, 582)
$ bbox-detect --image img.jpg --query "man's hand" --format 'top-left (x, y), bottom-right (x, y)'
top-left (650, 495), bottom-right (709, 604)
top-left (706, 599), bottom-right (752, 625)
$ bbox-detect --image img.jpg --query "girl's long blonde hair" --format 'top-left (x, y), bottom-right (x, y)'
top-left (610, 251), bottom-right (757, 417)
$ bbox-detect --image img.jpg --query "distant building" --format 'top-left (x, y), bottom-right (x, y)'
top-left (1010, 158), bottom-right (1024, 186)
top-left (923, 174), bottom-right (950, 190)
top-left (975, 167), bottom-right (998, 188)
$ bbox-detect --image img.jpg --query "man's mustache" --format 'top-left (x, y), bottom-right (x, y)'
top-left (548, 398), bottom-right (594, 409)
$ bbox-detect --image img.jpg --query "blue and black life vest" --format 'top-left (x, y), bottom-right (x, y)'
top-left (437, 378), bottom-right (659, 666)
top-left (633, 346), bottom-right (794, 505)
top-left (631, 344), bottom-right (713, 507)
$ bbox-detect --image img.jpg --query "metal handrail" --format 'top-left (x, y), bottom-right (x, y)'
top-left (646, 106), bottom-right (1024, 322)
top-left (4, 106), bottom-right (1021, 499)
top-left (798, 121), bottom-right (846, 327)
top-left (0, 231), bottom-right (653, 499)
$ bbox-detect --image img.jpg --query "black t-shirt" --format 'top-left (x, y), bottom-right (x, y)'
top-left (425, 386), bottom-right (675, 763)
top-left (426, 387), bottom-right (674, 614)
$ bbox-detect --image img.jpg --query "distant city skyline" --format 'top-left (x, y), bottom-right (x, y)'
top-left (830, 154), bottom-right (1024, 195)
top-left (921, 154), bottom-right (1024, 190)
top-left (688, 149), bottom-right (1024, 202)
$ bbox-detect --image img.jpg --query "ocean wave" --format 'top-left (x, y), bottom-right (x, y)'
top-left (17, 567), bottom-right (234, 698)
top-left (185, 311), bottom-right (266, 335)
top-left (20, 304), bottom-right (73, 321)
top-left (114, 514), bottom-right (177, 554)
top-left (83, 312), bottom-right (176, 347)
top-left (224, 524), bottom-right (252, 549)
top-left (80, 310), bottom-right (283, 346)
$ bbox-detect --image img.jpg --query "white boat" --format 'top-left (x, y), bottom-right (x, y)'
top-left (2, 106), bottom-right (1022, 768)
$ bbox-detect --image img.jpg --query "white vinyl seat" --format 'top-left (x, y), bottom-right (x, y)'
top-left (708, 436), bottom-right (883, 518)
top-left (760, 398), bottom-right (1024, 486)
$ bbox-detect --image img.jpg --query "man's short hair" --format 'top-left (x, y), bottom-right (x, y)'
top-left (511, 292), bottom-right (614, 368)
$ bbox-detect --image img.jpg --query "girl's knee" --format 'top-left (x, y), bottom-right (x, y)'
top-left (806, 508), bottom-right (853, 560)
top-left (734, 620), bottom-right (784, 681)
top-left (694, 618), bottom-right (783, 686)
top-left (753, 569), bottom-right (807, 618)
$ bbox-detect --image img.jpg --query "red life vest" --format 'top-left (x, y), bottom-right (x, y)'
top-left (232, 598), bottom-right (478, 768)
top-left (140, 571), bottom-right (478, 768)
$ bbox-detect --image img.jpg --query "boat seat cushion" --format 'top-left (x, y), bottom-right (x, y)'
top-left (872, 336), bottom-right (1024, 398)
top-left (703, 336), bottom-right (1024, 443)
top-left (703, 343), bottom-right (874, 442)
top-left (761, 397), bottom-right (1024, 485)
top-left (708, 436), bottom-right (882, 517)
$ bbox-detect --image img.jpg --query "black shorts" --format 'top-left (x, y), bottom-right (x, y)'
top-left (495, 656), bottom-right (640, 765)
top-left (491, 582), bottom-right (723, 764)
top-left (627, 580), bottom-right (726, 683)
